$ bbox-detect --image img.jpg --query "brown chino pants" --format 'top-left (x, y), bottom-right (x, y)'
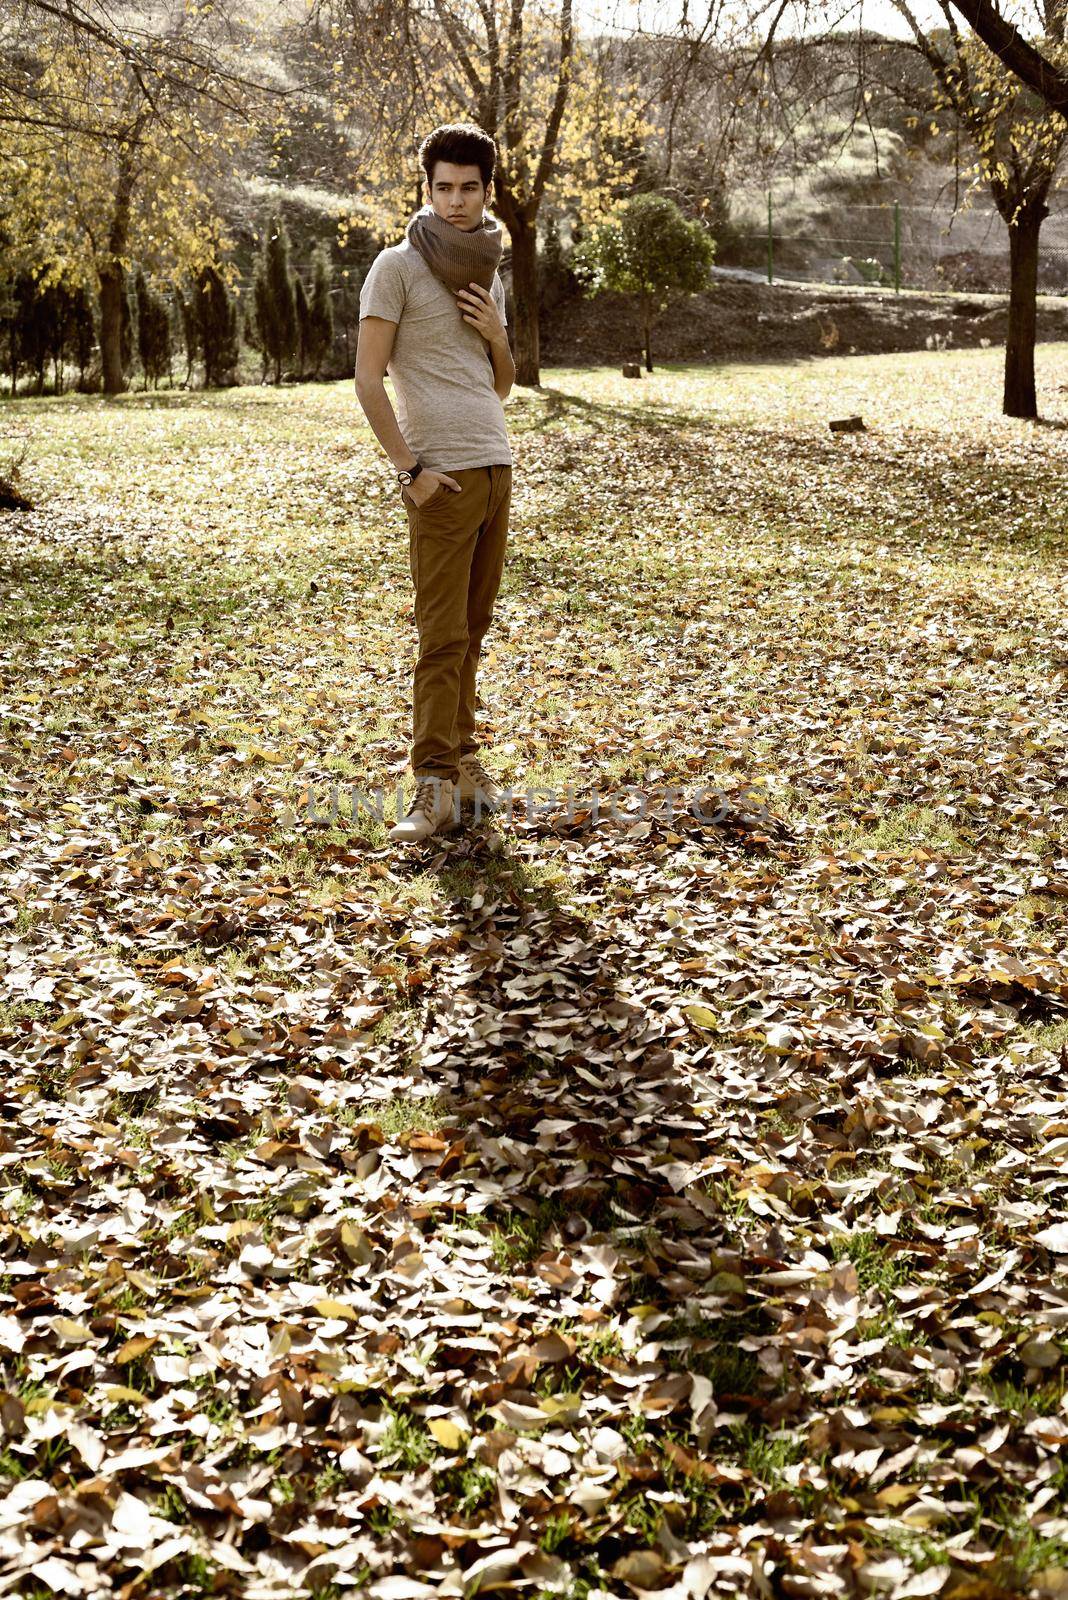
top-left (400, 464), bottom-right (512, 784)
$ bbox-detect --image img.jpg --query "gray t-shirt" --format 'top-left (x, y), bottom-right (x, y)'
top-left (358, 239), bottom-right (512, 473)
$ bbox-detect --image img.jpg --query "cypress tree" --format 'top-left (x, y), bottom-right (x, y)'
top-left (256, 213), bottom-right (297, 384)
top-left (166, 290), bottom-right (183, 387)
top-left (178, 281), bottom-right (197, 387)
top-left (1, 276), bottom-right (15, 395)
top-left (57, 280), bottom-right (87, 394)
top-left (244, 299), bottom-right (269, 384)
top-left (15, 273), bottom-right (49, 394)
top-left (134, 267), bottom-right (152, 390)
top-left (252, 260), bottom-right (270, 383)
top-left (146, 280), bottom-right (171, 388)
top-left (40, 279), bottom-right (67, 393)
top-left (226, 287), bottom-right (239, 382)
top-left (69, 284), bottom-right (95, 391)
top-left (195, 264), bottom-right (239, 388)
top-left (308, 247), bottom-right (334, 379)
top-left (134, 267), bottom-right (172, 389)
top-left (155, 288), bottom-right (173, 388)
top-left (293, 272), bottom-right (309, 380)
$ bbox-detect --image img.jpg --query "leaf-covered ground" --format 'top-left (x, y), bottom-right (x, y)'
top-left (1, 347), bottom-right (1067, 1600)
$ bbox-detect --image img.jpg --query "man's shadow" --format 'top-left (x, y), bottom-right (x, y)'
top-left (372, 791), bottom-right (796, 1448)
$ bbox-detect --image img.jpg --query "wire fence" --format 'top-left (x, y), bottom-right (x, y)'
top-left (46, 196), bottom-right (1068, 313)
top-left (723, 199), bottom-right (1068, 295)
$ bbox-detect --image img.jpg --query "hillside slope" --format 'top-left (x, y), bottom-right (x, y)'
top-left (538, 270), bottom-right (1068, 367)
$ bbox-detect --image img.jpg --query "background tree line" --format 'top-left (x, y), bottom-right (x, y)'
top-left (0, 217), bottom-right (340, 396)
top-left (1, 0), bottom-right (1065, 415)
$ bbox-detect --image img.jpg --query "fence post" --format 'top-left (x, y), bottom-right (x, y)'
top-left (766, 191), bottom-right (773, 285)
top-left (893, 201), bottom-right (901, 294)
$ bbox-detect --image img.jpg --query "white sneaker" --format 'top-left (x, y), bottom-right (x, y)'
top-left (457, 753), bottom-right (503, 812)
top-left (388, 776), bottom-right (459, 843)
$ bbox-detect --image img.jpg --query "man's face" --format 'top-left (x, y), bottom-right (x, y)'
top-left (426, 160), bottom-right (490, 230)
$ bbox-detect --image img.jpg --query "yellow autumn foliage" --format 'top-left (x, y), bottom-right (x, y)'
top-left (0, 22), bottom-right (258, 293)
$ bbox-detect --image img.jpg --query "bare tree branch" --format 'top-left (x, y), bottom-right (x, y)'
top-left (4, 0), bottom-right (295, 135)
top-left (429, 0), bottom-right (486, 104)
top-left (947, 0), bottom-right (1068, 114)
top-left (531, 0), bottom-right (573, 212)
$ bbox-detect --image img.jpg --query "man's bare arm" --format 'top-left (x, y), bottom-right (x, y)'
top-left (354, 317), bottom-right (419, 469)
top-left (354, 316), bottom-right (460, 501)
top-left (488, 330), bottom-right (516, 401)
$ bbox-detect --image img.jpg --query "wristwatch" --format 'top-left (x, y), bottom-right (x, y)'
top-left (397, 462), bottom-right (424, 486)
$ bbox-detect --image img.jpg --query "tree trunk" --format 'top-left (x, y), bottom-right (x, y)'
top-left (642, 295), bottom-right (653, 372)
top-left (1004, 200), bottom-right (1046, 419)
top-left (508, 214), bottom-right (541, 387)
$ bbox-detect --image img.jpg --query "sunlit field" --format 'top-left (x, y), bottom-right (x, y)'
top-left (1, 346), bottom-right (1067, 1598)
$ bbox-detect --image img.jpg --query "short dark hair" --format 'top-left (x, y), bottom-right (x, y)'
top-left (419, 123), bottom-right (497, 191)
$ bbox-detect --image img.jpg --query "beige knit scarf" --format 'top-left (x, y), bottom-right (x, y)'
top-left (405, 204), bottom-right (503, 295)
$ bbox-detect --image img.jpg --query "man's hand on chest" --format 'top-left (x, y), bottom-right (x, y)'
top-left (456, 283), bottom-right (506, 346)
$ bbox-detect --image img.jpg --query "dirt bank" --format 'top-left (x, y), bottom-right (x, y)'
top-left (538, 271), bottom-right (1068, 367)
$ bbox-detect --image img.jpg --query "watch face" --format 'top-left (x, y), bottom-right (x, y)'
top-left (398, 471), bottom-right (412, 484)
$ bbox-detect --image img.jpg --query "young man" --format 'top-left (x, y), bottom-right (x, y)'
top-left (355, 122), bottom-right (516, 845)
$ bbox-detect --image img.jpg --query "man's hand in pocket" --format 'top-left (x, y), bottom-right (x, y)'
top-left (409, 470), bottom-right (461, 507)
